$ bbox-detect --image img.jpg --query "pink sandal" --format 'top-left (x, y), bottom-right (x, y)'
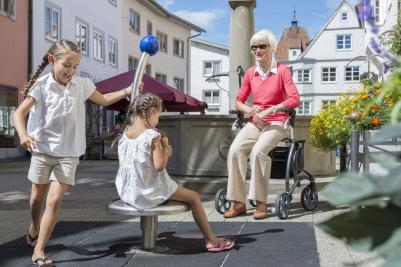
top-left (206, 238), bottom-right (235, 252)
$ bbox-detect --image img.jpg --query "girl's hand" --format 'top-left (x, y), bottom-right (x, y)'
top-left (20, 135), bottom-right (40, 152)
top-left (163, 145), bottom-right (173, 158)
top-left (252, 110), bottom-right (269, 124)
top-left (138, 82), bottom-right (144, 94)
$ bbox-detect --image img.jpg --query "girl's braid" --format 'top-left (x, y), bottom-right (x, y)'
top-left (22, 55), bottom-right (49, 97)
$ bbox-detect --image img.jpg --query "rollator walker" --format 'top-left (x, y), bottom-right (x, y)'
top-left (214, 108), bottom-right (319, 219)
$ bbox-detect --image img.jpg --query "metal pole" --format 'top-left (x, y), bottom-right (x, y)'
top-left (350, 129), bottom-right (359, 172)
top-left (140, 215), bottom-right (158, 250)
top-left (131, 52), bottom-right (149, 103)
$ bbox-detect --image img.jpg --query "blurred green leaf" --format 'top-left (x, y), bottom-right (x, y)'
top-left (322, 172), bottom-right (377, 206)
top-left (368, 124), bottom-right (401, 144)
top-left (382, 248), bottom-right (401, 267)
top-left (317, 205), bottom-right (401, 254)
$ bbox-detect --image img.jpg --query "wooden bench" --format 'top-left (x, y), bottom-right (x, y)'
top-left (107, 199), bottom-right (190, 250)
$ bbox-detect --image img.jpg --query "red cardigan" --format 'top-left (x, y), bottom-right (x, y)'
top-left (236, 63), bottom-right (300, 123)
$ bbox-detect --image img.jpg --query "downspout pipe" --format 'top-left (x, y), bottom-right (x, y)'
top-left (186, 32), bottom-right (202, 95)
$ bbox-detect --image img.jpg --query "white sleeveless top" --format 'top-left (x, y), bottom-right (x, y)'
top-left (115, 128), bottom-right (178, 210)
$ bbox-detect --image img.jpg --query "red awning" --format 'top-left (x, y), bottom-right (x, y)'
top-left (95, 70), bottom-right (207, 112)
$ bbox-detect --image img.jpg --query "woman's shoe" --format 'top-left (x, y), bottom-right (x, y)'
top-left (223, 206), bottom-right (246, 218)
top-left (253, 210), bottom-right (268, 220)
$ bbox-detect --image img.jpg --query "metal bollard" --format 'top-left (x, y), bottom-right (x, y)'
top-left (140, 215), bottom-right (158, 250)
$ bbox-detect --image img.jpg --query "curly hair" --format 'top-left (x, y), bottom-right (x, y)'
top-left (22, 39), bottom-right (80, 96)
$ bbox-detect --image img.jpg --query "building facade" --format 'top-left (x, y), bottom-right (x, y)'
top-left (31, 0), bottom-right (123, 82)
top-left (190, 38), bottom-right (229, 115)
top-left (121, 0), bottom-right (204, 95)
top-left (282, 1), bottom-right (375, 116)
top-left (0, 0), bottom-right (29, 159)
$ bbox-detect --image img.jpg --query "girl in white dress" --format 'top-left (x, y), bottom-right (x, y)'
top-left (115, 93), bottom-right (234, 252)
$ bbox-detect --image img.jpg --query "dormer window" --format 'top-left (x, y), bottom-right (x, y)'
top-left (341, 11), bottom-right (348, 21)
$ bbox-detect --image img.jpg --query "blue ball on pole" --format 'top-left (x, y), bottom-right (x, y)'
top-left (139, 35), bottom-right (159, 56)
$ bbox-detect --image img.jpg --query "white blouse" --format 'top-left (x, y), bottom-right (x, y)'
top-left (115, 128), bottom-right (178, 210)
top-left (27, 72), bottom-right (96, 157)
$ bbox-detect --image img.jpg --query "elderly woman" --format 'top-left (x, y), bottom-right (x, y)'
top-left (224, 29), bottom-right (300, 220)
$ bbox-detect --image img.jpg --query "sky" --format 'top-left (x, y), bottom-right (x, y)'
top-left (156, 0), bottom-right (361, 46)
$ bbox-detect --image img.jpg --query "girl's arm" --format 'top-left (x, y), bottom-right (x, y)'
top-left (89, 82), bottom-right (144, 107)
top-left (152, 137), bottom-right (172, 171)
top-left (12, 97), bottom-right (39, 152)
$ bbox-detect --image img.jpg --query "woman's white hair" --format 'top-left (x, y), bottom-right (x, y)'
top-left (250, 29), bottom-right (278, 52)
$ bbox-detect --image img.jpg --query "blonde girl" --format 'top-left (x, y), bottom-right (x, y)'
top-left (115, 93), bottom-right (235, 253)
top-left (13, 39), bottom-right (142, 266)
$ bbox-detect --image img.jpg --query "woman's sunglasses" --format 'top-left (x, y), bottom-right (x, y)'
top-left (251, 44), bottom-right (270, 51)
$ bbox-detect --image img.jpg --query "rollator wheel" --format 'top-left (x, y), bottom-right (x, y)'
top-left (301, 185), bottom-right (318, 211)
top-left (275, 192), bottom-right (291, 219)
top-left (248, 199), bottom-right (256, 207)
top-left (215, 189), bottom-right (231, 214)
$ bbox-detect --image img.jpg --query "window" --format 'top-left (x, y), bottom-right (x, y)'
top-left (156, 31), bottom-right (168, 53)
top-left (294, 69), bottom-right (311, 83)
top-left (292, 50), bottom-right (297, 56)
top-left (129, 9), bottom-right (140, 34)
top-left (203, 90), bottom-right (220, 106)
top-left (145, 64), bottom-right (151, 75)
top-left (108, 36), bottom-right (118, 66)
top-left (174, 77), bottom-right (184, 91)
top-left (147, 20), bottom-right (152, 35)
top-left (374, 0), bottom-right (380, 23)
top-left (0, 86), bottom-right (17, 147)
top-left (75, 19), bottom-right (89, 55)
top-left (345, 66), bottom-right (360, 82)
top-left (0, 0), bottom-right (15, 19)
top-left (109, 0), bottom-right (117, 6)
top-left (173, 38), bottom-right (184, 58)
top-left (340, 11), bottom-right (348, 21)
top-left (337, 35), bottom-right (352, 50)
top-left (203, 61), bottom-right (221, 77)
top-left (298, 101), bottom-right (312, 115)
top-left (322, 67), bottom-right (337, 82)
top-left (321, 100), bottom-right (337, 110)
top-left (93, 29), bottom-right (104, 61)
top-left (155, 73), bottom-right (167, 84)
top-left (44, 4), bottom-right (61, 41)
top-left (128, 56), bottom-right (138, 70)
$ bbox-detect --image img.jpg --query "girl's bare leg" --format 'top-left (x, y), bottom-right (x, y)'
top-left (32, 181), bottom-right (69, 261)
top-left (29, 183), bottom-right (49, 237)
top-left (170, 186), bottom-right (230, 247)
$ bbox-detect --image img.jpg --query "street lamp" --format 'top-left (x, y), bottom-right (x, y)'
top-left (345, 54), bottom-right (386, 81)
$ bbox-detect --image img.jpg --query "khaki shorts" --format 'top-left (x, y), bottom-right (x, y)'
top-left (28, 153), bottom-right (80, 186)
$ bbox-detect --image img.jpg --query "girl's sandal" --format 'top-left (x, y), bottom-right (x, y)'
top-left (32, 257), bottom-right (55, 266)
top-left (206, 238), bottom-right (235, 252)
top-left (26, 232), bottom-right (38, 247)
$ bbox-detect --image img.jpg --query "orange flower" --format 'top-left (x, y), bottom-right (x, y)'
top-left (371, 106), bottom-right (380, 111)
top-left (371, 117), bottom-right (380, 126)
top-left (360, 112), bottom-right (365, 120)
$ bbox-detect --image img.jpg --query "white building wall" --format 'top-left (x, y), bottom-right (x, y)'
top-left (190, 39), bottom-right (229, 115)
top-left (32, 0), bottom-right (122, 81)
top-left (121, 0), bottom-right (193, 93)
top-left (283, 1), bottom-right (375, 115)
